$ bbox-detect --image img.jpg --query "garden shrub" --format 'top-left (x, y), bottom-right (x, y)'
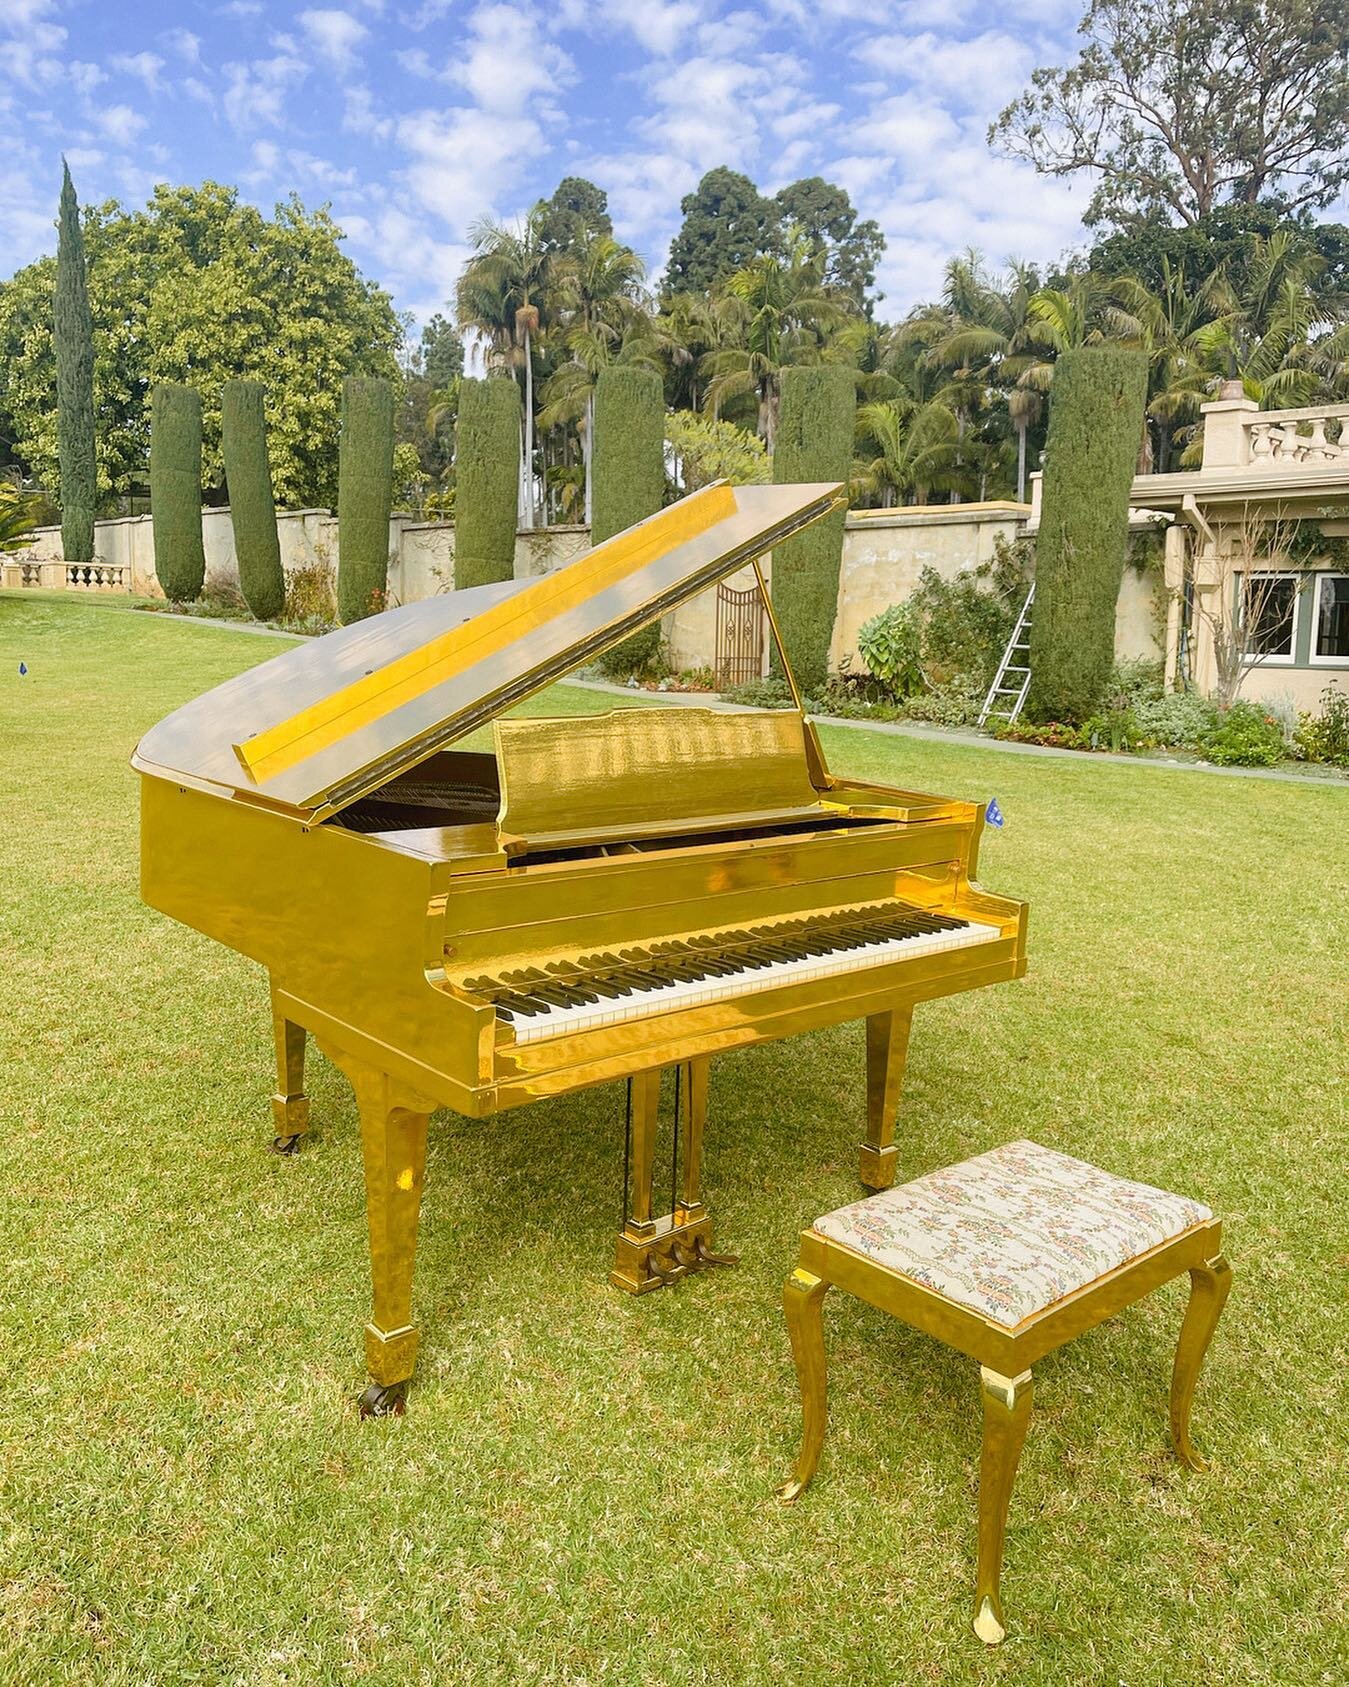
top-left (724, 676), bottom-right (794, 709)
top-left (592, 366), bottom-right (665, 675)
top-left (55, 161), bottom-right (95, 565)
top-left (336, 375), bottom-right (395, 623)
top-left (855, 603), bottom-right (924, 698)
top-left (221, 380), bottom-right (283, 621)
top-left (1130, 690), bottom-right (1220, 749)
top-left (1026, 346), bottom-right (1148, 724)
top-left (282, 548), bottom-right (338, 634)
top-left (1293, 686), bottom-right (1349, 766)
top-left (454, 376), bottom-right (519, 589)
top-left (770, 365), bottom-right (855, 695)
top-left (150, 382), bottom-right (206, 603)
top-left (1200, 701), bottom-right (1285, 767)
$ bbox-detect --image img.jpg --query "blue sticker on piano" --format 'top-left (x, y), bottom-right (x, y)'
top-left (986, 797), bottom-right (1004, 828)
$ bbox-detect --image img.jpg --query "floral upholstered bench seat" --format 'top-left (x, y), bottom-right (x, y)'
top-left (778, 1139), bottom-right (1231, 1645)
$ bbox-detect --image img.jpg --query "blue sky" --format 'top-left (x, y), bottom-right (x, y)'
top-left (2, 0), bottom-right (1101, 328)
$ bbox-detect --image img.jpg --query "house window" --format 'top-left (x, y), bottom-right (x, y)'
top-left (1242, 572), bottom-right (1297, 662)
top-left (1312, 574), bottom-right (1349, 663)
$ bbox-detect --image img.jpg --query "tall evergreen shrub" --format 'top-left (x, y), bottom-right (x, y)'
top-left (54, 160), bottom-right (96, 564)
top-left (591, 365), bottom-right (666, 673)
top-left (221, 380), bottom-right (284, 620)
top-left (1026, 346), bottom-right (1148, 723)
top-left (336, 376), bottom-right (395, 623)
top-left (454, 376), bottom-right (520, 589)
top-left (770, 365), bottom-right (855, 695)
top-left (150, 383), bottom-right (205, 602)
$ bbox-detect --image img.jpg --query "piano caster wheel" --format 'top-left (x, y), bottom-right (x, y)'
top-left (358, 1381), bottom-right (407, 1419)
top-left (271, 1133), bottom-right (303, 1156)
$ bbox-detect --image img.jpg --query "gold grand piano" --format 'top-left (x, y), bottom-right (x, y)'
top-left (135, 481), bottom-right (1027, 1413)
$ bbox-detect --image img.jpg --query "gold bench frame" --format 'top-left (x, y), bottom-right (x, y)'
top-left (779, 1213), bottom-right (1231, 1644)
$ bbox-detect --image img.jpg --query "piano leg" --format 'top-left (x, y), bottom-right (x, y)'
top-left (325, 1052), bottom-right (435, 1416)
top-left (860, 1006), bottom-right (914, 1190)
top-left (611, 1059), bottom-right (733, 1293)
top-left (269, 995), bottom-right (310, 1154)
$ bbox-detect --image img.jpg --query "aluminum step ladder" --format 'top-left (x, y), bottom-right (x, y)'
top-left (978, 584), bottom-right (1035, 727)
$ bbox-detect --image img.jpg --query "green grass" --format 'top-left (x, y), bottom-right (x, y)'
top-left (1, 595), bottom-right (1345, 1686)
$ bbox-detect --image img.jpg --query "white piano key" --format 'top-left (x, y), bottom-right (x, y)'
top-left (506, 921), bottom-right (1003, 1043)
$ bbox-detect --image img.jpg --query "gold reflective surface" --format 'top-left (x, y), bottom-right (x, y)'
top-left (135, 477), bottom-right (1029, 1408)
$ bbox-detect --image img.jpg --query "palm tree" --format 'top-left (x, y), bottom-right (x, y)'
top-left (700, 235), bottom-right (851, 448)
top-left (853, 397), bottom-right (960, 506)
top-left (540, 235), bottom-right (651, 522)
top-left (456, 211), bottom-right (551, 527)
top-left (928, 254), bottom-right (1044, 499)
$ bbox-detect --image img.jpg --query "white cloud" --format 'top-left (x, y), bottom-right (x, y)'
top-left (344, 83), bottom-right (394, 139)
top-left (68, 62), bottom-right (107, 98)
top-left (97, 104), bottom-right (149, 146)
top-left (218, 2), bottom-right (263, 16)
top-left (398, 104), bottom-right (546, 235)
top-left (163, 29), bottom-right (202, 63)
top-left (853, 29), bottom-right (1033, 109)
top-left (299, 9), bottom-right (370, 72)
top-left (111, 52), bottom-right (166, 91)
top-left (451, 4), bottom-right (575, 115)
top-left (222, 52), bottom-right (308, 128)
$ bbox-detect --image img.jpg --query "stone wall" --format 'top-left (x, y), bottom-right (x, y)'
top-left (8, 499), bottom-right (1167, 679)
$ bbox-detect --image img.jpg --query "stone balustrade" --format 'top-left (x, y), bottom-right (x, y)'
top-left (1200, 396), bottom-right (1349, 473)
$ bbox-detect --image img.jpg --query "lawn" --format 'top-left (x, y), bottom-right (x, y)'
top-left (1, 595), bottom-right (1345, 1687)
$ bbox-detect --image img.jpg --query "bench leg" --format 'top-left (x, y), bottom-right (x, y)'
top-left (1170, 1253), bottom-right (1232, 1471)
top-left (974, 1365), bottom-right (1032, 1645)
top-left (778, 1268), bottom-right (830, 1501)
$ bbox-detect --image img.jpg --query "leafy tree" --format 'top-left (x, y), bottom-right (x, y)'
top-left (1027, 346), bottom-right (1149, 723)
top-left (150, 382), bottom-right (205, 602)
top-left (417, 314), bottom-right (465, 388)
top-left (221, 380), bottom-right (283, 620)
top-left (336, 376), bottom-right (395, 623)
top-left (0, 183), bottom-right (400, 509)
top-left (454, 376), bottom-right (519, 588)
top-left (774, 177), bottom-right (885, 312)
top-left (770, 364), bottom-right (855, 693)
top-left (666, 412), bottom-right (768, 492)
top-left (399, 314), bottom-right (463, 491)
top-left (991, 0), bottom-right (1349, 229)
top-left (664, 168), bottom-right (779, 295)
top-left (1088, 203), bottom-right (1349, 297)
top-left (534, 177), bottom-right (612, 257)
top-left (54, 161), bottom-right (95, 562)
top-left (0, 477), bottom-right (42, 553)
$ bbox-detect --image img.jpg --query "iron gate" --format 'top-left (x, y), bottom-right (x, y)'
top-left (714, 582), bottom-right (766, 689)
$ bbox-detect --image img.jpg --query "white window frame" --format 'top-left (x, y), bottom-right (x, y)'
top-left (1309, 571), bottom-right (1349, 667)
top-left (1238, 570), bottom-right (1299, 667)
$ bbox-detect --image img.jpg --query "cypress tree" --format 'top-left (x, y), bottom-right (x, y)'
top-left (336, 376), bottom-right (395, 623)
top-left (454, 376), bottom-right (520, 589)
top-left (222, 380), bottom-right (284, 621)
top-left (1026, 346), bottom-right (1148, 723)
top-left (770, 364), bottom-right (855, 695)
top-left (150, 383), bottom-right (206, 602)
top-left (591, 364), bottom-right (665, 674)
top-left (54, 160), bottom-right (96, 564)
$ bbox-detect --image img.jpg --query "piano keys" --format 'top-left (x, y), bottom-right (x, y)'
top-left (133, 479), bottom-right (1028, 1413)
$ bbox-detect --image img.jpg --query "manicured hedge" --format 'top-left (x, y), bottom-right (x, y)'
top-left (454, 376), bottom-right (520, 589)
top-left (150, 383), bottom-right (205, 603)
top-left (336, 376), bottom-right (395, 623)
top-left (769, 365), bottom-right (855, 694)
top-left (591, 365), bottom-right (665, 673)
top-left (221, 381), bottom-right (284, 621)
top-left (55, 161), bottom-right (95, 565)
top-left (1026, 346), bottom-right (1149, 723)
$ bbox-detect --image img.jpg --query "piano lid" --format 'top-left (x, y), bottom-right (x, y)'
top-left (132, 479), bottom-right (846, 820)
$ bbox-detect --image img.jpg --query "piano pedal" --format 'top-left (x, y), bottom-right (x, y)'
top-left (270, 1133), bottom-right (304, 1156)
top-left (358, 1380), bottom-right (407, 1419)
top-left (691, 1238), bottom-right (739, 1269)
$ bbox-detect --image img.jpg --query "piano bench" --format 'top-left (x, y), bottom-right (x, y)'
top-left (777, 1139), bottom-right (1231, 1645)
